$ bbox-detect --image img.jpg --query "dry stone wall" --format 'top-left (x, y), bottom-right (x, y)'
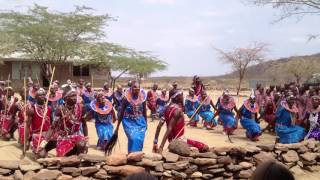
top-left (0, 139), bottom-right (320, 180)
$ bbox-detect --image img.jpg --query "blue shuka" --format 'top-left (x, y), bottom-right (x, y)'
top-left (239, 101), bottom-right (261, 139)
top-left (185, 95), bottom-right (200, 122)
top-left (156, 95), bottom-right (168, 119)
top-left (90, 99), bottom-right (114, 148)
top-left (275, 103), bottom-right (306, 144)
top-left (216, 97), bottom-right (237, 134)
top-left (122, 89), bottom-right (147, 153)
top-left (199, 97), bottom-right (217, 126)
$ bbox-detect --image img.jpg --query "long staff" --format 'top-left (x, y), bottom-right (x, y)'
top-left (36, 67), bottom-right (56, 152)
top-left (23, 77), bottom-right (27, 156)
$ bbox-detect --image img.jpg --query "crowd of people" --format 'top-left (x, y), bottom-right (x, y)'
top-left (0, 75), bottom-right (319, 160)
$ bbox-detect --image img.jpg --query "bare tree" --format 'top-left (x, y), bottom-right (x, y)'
top-left (214, 42), bottom-right (268, 95)
top-left (284, 57), bottom-right (318, 84)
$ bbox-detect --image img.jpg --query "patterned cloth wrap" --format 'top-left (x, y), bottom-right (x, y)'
top-left (55, 103), bottom-right (86, 157)
top-left (122, 89), bottom-right (147, 153)
top-left (147, 90), bottom-right (157, 114)
top-left (185, 95), bottom-right (200, 126)
top-left (164, 104), bottom-right (207, 151)
top-left (216, 97), bottom-right (237, 134)
top-left (240, 100), bottom-right (261, 139)
top-left (275, 102), bottom-right (306, 144)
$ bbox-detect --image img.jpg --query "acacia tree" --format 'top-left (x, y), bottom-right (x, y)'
top-left (214, 42), bottom-right (268, 95)
top-left (0, 5), bottom-right (166, 85)
top-left (283, 57), bottom-right (318, 84)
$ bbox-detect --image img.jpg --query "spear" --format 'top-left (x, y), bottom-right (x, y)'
top-left (36, 67), bottom-right (56, 153)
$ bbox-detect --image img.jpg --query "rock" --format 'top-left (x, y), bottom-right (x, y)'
top-left (306, 166), bottom-right (320, 172)
top-left (72, 176), bottom-right (89, 180)
top-left (298, 146), bottom-right (309, 154)
top-left (94, 169), bottom-right (108, 179)
top-left (163, 161), bottom-right (189, 171)
top-left (32, 170), bottom-right (62, 180)
top-left (230, 147), bottom-right (247, 156)
top-left (202, 173), bottom-right (214, 179)
top-left (199, 164), bottom-right (224, 171)
top-left (244, 146), bottom-right (261, 153)
top-left (239, 162), bottom-right (253, 169)
top-left (217, 156), bottom-right (232, 165)
top-left (150, 171), bottom-right (163, 177)
top-left (163, 171), bottom-right (172, 177)
top-left (190, 147), bottom-right (200, 154)
top-left (79, 154), bottom-right (105, 163)
top-left (239, 169), bottom-right (253, 179)
top-left (57, 175), bottom-right (73, 180)
top-left (257, 144), bottom-right (275, 151)
top-left (193, 152), bottom-right (217, 159)
top-left (162, 151), bottom-right (179, 162)
top-left (206, 168), bottom-right (225, 174)
top-left (80, 166), bottom-right (99, 176)
top-left (223, 172), bottom-right (233, 177)
top-left (211, 147), bottom-right (231, 155)
top-left (0, 168), bottom-right (11, 175)
top-left (301, 160), bottom-right (317, 166)
top-left (0, 161), bottom-right (19, 170)
top-left (37, 158), bottom-right (60, 167)
top-left (290, 165), bottom-right (306, 176)
top-left (106, 153), bottom-right (127, 166)
top-left (253, 152), bottom-right (276, 165)
top-left (23, 171), bottom-right (35, 180)
top-left (19, 163), bottom-right (42, 172)
top-left (0, 176), bottom-right (14, 180)
top-left (59, 156), bottom-right (81, 167)
top-left (136, 159), bottom-right (162, 167)
top-left (155, 163), bottom-right (164, 172)
top-left (191, 171), bottom-right (202, 178)
top-left (286, 143), bottom-right (302, 150)
top-left (307, 141), bottom-right (316, 149)
top-left (171, 170), bottom-right (187, 178)
top-left (168, 140), bottom-right (191, 156)
top-left (14, 170), bottom-right (23, 180)
top-left (185, 165), bottom-right (198, 174)
top-left (301, 152), bottom-right (317, 162)
top-left (178, 156), bottom-right (193, 162)
top-left (127, 152), bottom-right (145, 162)
top-left (143, 153), bottom-right (163, 161)
top-left (297, 161), bottom-right (304, 168)
top-left (275, 144), bottom-right (289, 151)
top-left (283, 150), bottom-right (299, 163)
top-left (104, 165), bottom-right (145, 176)
top-left (285, 163), bottom-right (295, 168)
top-left (61, 167), bottom-right (81, 177)
top-left (193, 158), bottom-right (217, 165)
top-left (226, 164), bottom-right (243, 172)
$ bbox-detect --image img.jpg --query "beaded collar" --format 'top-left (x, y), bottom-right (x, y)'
top-left (186, 95), bottom-right (198, 103)
top-left (125, 88), bottom-right (147, 106)
top-left (281, 101), bottom-right (299, 113)
top-left (219, 96), bottom-right (236, 110)
top-left (243, 99), bottom-right (259, 113)
top-left (90, 99), bottom-right (113, 115)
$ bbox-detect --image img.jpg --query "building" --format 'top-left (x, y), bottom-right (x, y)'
top-left (0, 58), bottom-right (110, 88)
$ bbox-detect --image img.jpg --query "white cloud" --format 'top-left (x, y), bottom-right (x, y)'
top-left (142, 0), bottom-right (177, 5)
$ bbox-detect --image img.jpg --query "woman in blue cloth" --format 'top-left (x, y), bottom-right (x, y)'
top-left (82, 83), bottom-right (95, 112)
top-left (239, 90), bottom-right (262, 141)
top-left (275, 93), bottom-right (306, 144)
top-left (156, 89), bottom-right (169, 120)
top-left (199, 91), bottom-right (218, 129)
top-left (88, 92), bottom-right (115, 150)
top-left (102, 82), bottom-right (113, 103)
top-left (185, 89), bottom-right (200, 127)
top-left (115, 81), bottom-right (147, 153)
top-left (215, 90), bottom-right (238, 135)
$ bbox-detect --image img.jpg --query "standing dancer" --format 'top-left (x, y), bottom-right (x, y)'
top-left (88, 92), bottom-right (115, 150)
top-left (185, 89), bottom-right (200, 127)
top-left (304, 95), bottom-right (320, 140)
top-left (110, 81), bottom-right (147, 153)
top-left (215, 90), bottom-right (238, 135)
top-left (45, 85), bottom-right (88, 156)
top-left (199, 91), bottom-right (218, 129)
top-left (82, 83), bottom-right (95, 112)
top-left (1, 87), bottom-right (18, 140)
top-left (153, 90), bottom-right (209, 153)
top-left (113, 85), bottom-right (124, 118)
top-left (102, 82), bottom-right (113, 102)
top-left (28, 83), bottom-right (40, 105)
top-left (147, 83), bottom-right (158, 121)
top-left (48, 83), bottom-right (63, 121)
top-left (239, 92), bottom-right (262, 141)
top-left (156, 89), bottom-right (169, 120)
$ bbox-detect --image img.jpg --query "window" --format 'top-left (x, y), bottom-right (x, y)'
top-left (73, 65), bottom-right (90, 77)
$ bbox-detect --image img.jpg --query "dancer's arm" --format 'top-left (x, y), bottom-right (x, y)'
top-left (153, 120), bottom-right (164, 152)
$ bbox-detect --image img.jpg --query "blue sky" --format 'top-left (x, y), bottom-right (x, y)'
top-left (0, 0), bottom-right (319, 76)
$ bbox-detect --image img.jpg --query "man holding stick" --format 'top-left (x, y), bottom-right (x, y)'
top-left (153, 90), bottom-right (209, 154)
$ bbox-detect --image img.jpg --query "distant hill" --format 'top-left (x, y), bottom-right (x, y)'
top-left (218, 53), bottom-right (320, 84)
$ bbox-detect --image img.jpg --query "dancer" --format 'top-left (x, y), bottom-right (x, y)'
top-left (185, 89), bottom-right (200, 127)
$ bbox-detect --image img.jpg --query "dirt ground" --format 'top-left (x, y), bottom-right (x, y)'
top-left (0, 90), bottom-right (319, 179)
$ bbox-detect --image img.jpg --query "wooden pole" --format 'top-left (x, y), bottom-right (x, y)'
top-left (36, 66), bottom-right (56, 152)
top-left (23, 77), bottom-right (27, 156)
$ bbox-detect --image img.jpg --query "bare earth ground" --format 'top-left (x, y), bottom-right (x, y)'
top-left (0, 90), bottom-right (319, 179)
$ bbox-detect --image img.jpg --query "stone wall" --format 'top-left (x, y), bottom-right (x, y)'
top-left (0, 139), bottom-right (320, 180)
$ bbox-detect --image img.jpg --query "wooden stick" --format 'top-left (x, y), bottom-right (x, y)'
top-left (91, 74), bottom-right (94, 88)
top-left (36, 74), bottom-right (40, 85)
top-left (23, 77), bottom-right (27, 156)
top-left (3, 74), bottom-right (11, 117)
top-left (36, 66), bottom-right (56, 152)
